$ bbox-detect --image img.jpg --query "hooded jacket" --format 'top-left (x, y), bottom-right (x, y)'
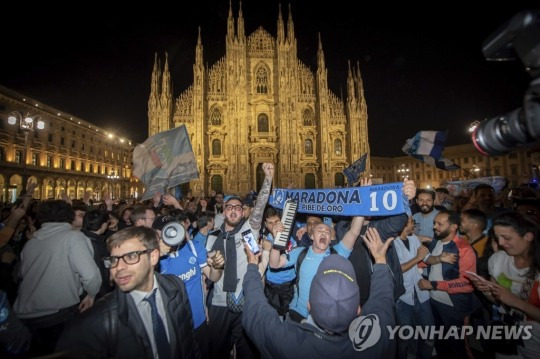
top-left (14, 222), bottom-right (101, 318)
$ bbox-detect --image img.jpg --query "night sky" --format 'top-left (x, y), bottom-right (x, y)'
top-left (1, 1), bottom-right (535, 157)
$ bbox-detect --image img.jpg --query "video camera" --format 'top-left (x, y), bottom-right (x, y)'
top-left (472, 10), bottom-right (540, 156)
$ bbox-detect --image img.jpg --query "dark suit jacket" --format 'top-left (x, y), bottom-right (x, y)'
top-left (56, 273), bottom-right (200, 359)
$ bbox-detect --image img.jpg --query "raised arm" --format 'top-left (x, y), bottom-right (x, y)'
top-left (340, 177), bottom-right (371, 249)
top-left (268, 221), bottom-right (289, 269)
top-left (340, 216), bottom-right (364, 250)
top-left (249, 163), bottom-right (274, 232)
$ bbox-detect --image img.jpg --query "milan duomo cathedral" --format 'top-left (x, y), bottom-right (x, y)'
top-left (147, 2), bottom-right (370, 195)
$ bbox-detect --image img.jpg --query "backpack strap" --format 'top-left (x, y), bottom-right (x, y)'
top-left (295, 246), bottom-right (338, 297)
top-left (295, 247), bottom-right (309, 288)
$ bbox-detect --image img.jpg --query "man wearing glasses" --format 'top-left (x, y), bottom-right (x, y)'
top-left (56, 226), bottom-right (200, 359)
top-left (205, 163), bottom-right (274, 359)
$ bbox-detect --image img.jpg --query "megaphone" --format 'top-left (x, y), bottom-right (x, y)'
top-left (161, 221), bottom-right (186, 247)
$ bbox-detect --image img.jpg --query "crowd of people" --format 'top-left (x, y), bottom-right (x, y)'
top-left (0, 167), bottom-right (539, 359)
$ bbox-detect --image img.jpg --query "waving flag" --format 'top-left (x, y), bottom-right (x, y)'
top-left (133, 125), bottom-right (199, 200)
top-left (402, 131), bottom-right (460, 171)
top-left (343, 153), bottom-right (368, 185)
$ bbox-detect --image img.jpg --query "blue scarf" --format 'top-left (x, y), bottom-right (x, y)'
top-left (269, 183), bottom-right (410, 216)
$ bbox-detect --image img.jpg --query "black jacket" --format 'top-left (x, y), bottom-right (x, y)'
top-left (56, 273), bottom-right (200, 359)
top-left (83, 230), bottom-right (113, 300)
top-left (242, 263), bottom-right (396, 358)
top-left (336, 214), bottom-right (407, 306)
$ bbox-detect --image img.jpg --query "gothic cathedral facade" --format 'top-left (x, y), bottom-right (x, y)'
top-left (147, 3), bottom-right (370, 195)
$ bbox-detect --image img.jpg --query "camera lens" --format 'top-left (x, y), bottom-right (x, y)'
top-left (472, 108), bottom-right (528, 156)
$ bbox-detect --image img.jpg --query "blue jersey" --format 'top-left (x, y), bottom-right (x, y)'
top-left (159, 240), bottom-right (207, 328)
top-left (192, 231), bottom-right (208, 247)
top-left (265, 233), bottom-right (296, 284)
top-left (286, 242), bottom-right (351, 318)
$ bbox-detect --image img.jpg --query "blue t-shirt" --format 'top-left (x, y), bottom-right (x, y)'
top-left (265, 234), bottom-right (296, 285)
top-left (286, 241), bottom-right (351, 318)
top-left (192, 231), bottom-right (207, 247)
top-left (159, 240), bottom-right (207, 328)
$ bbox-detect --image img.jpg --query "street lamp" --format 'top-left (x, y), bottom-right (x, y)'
top-left (107, 171), bottom-right (120, 199)
top-left (396, 164), bottom-right (410, 180)
top-left (8, 111), bottom-right (45, 191)
top-left (464, 164), bottom-right (481, 178)
top-left (468, 120), bottom-right (480, 133)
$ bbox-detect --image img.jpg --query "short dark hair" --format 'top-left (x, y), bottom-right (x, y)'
top-left (435, 187), bottom-right (449, 195)
top-left (106, 226), bottom-right (159, 252)
top-left (130, 206), bottom-right (151, 223)
top-left (83, 209), bottom-right (110, 232)
top-left (36, 200), bottom-right (74, 225)
top-left (437, 209), bottom-right (460, 227)
top-left (225, 196), bottom-right (243, 205)
top-left (120, 206), bottom-right (134, 218)
top-left (515, 198), bottom-right (540, 210)
top-left (264, 207), bottom-right (281, 220)
top-left (416, 189), bottom-right (435, 200)
top-left (108, 211), bottom-right (120, 221)
top-left (197, 214), bottom-right (213, 228)
top-left (172, 211), bottom-right (190, 224)
top-left (72, 204), bottom-right (88, 213)
top-left (461, 209), bottom-right (487, 231)
top-left (473, 184), bottom-right (494, 196)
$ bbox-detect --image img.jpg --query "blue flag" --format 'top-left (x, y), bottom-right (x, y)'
top-left (133, 125), bottom-right (199, 200)
top-left (343, 153), bottom-right (368, 185)
top-left (402, 131), bottom-right (460, 171)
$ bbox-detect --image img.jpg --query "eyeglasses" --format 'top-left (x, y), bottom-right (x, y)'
top-left (225, 204), bottom-right (243, 211)
top-left (143, 217), bottom-right (156, 221)
top-left (103, 249), bottom-right (154, 269)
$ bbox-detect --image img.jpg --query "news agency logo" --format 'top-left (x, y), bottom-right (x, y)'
top-left (348, 314), bottom-right (381, 351)
top-left (348, 314), bottom-right (533, 351)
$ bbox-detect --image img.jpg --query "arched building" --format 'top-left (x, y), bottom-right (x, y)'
top-left (148, 3), bottom-right (370, 195)
top-left (0, 85), bottom-right (141, 202)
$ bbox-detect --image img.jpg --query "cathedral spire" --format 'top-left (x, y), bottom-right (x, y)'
top-left (158, 52), bottom-right (172, 134)
top-left (196, 26), bottom-right (203, 65)
top-left (150, 52), bottom-right (161, 95)
top-left (356, 60), bottom-right (364, 88)
top-left (287, 3), bottom-right (295, 43)
top-left (161, 52), bottom-right (172, 99)
top-left (277, 3), bottom-right (285, 43)
top-left (148, 53), bottom-right (162, 136)
top-left (227, 0), bottom-right (235, 42)
top-left (317, 32), bottom-right (326, 70)
top-left (237, 1), bottom-right (245, 42)
top-left (347, 59), bottom-right (355, 101)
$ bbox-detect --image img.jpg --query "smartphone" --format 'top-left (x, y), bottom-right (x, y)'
top-left (323, 216), bottom-right (333, 226)
top-left (465, 271), bottom-right (495, 287)
top-left (241, 230), bottom-right (260, 255)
